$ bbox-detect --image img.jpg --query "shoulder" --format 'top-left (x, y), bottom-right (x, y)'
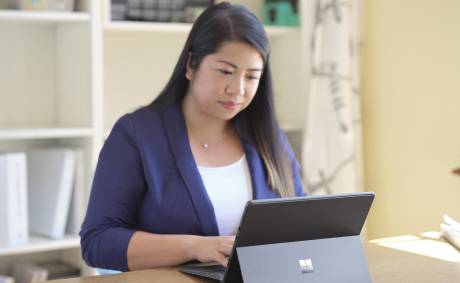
top-left (104, 107), bottom-right (164, 149)
top-left (124, 106), bottom-right (162, 125)
top-left (124, 104), bottom-right (183, 128)
top-left (277, 125), bottom-right (301, 170)
top-left (111, 106), bottom-right (168, 136)
top-left (277, 126), bottom-right (294, 154)
top-left (108, 104), bottom-right (185, 151)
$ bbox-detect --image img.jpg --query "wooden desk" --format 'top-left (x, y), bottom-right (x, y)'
top-left (52, 233), bottom-right (460, 283)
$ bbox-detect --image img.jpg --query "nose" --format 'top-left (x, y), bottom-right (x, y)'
top-left (226, 76), bottom-right (245, 97)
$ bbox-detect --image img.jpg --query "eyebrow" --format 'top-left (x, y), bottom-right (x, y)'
top-left (217, 60), bottom-right (263, 72)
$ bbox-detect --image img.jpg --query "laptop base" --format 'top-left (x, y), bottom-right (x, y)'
top-left (179, 264), bottom-right (225, 281)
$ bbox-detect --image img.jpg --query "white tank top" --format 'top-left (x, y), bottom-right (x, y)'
top-left (197, 154), bottom-right (253, 236)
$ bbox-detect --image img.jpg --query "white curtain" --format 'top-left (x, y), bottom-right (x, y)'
top-left (302, 0), bottom-right (364, 195)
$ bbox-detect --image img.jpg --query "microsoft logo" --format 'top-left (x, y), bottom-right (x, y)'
top-left (299, 259), bottom-right (314, 274)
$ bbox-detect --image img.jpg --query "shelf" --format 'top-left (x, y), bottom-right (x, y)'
top-left (264, 26), bottom-right (300, 36)
top-left (0, 126), bottom-right (93, 140)
top-left (104, 21), bottom-right (192, 33)
top-left (0, 10), bottom-right (90, 25)
top-left (0, 234), bottom-right (80, 256)
top-left (104, 21), bottom-right (299, 37)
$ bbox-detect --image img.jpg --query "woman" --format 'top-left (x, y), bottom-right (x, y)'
top-left (80, 2), bottom-right (305, 272)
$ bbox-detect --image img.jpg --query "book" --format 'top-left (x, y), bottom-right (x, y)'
top-left (0, 274), bottom-right (15, 283)
top-left (20, 0), bottom-right (75, 11)
top-left (39, 260), bottom-right (80, 280)
top-left (66, 148), bottom-right (86, 235)
top-left (12, 261), bottom-right (48, 283)
top-left (27, 148), bottom-right (76, 239)
top-left (0, 152), bottom-right (28, 247)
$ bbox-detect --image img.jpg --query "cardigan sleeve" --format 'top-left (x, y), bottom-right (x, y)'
top-left (279, 128), bottom-right (306, 197)
top-left (80, 114), bottom-right (146, 272)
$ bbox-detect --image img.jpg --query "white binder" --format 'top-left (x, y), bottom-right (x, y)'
top-left (0, 152), bottom-right (28, 247)
top-left (66, 148), bottom-right (86, 235)
top-left (27, 148), bottom-right (76, 239)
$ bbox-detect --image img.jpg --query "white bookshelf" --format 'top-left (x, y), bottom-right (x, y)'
top-left (0, 0), bottom-right (101, 278)
top-left (0, 0), bottom-right (308, 278)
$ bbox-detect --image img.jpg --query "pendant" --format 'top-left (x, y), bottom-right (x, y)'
top-left (204, 144), bottom-right (208, 148)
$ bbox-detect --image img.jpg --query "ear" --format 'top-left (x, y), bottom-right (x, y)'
top-left (185, 51), bottom-right (193, 81)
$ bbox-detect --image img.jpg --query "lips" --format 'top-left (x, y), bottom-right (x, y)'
top-left (220, 101), bottom-right (241, 111)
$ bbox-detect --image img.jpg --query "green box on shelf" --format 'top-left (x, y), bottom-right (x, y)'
top-left (263, 1), bottom-right (299, 26)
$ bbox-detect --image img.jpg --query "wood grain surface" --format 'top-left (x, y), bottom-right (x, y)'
top-left (49, 233), bottom-right (460, 283)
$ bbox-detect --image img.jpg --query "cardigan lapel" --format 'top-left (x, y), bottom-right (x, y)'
top-left (162, 104), bottom-right (219, 236)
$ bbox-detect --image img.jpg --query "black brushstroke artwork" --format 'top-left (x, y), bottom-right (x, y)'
top-left (306, 0), bottom-right (362, 195)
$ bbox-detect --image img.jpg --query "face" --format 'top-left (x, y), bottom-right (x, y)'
top-left (183, 41), bottom-right (264, 122)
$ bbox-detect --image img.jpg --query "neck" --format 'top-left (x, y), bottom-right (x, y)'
top-left (181, 99), bottom-right (231, 140)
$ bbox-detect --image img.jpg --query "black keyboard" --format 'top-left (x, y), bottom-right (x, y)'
top-left (179, 264), bottom-right (226, 281)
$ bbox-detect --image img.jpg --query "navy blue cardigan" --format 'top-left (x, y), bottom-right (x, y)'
top-left (80, 103), bottom-right (305, 272)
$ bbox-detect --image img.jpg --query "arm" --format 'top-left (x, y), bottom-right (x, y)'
top-left (127, 232), bottom-right (234, 270)
top-left (80, 115), bottom-right (144, 271)
top-left (80, 114), bottom-right (234, 271)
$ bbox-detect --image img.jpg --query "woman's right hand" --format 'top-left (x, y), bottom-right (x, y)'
top-left (189, 236), bottom-right (236, 266)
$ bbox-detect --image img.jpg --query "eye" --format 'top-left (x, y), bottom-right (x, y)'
top-left (247, 75), bottom-right (260, 81)
top-left (219, 70), bottom-right (232, 75)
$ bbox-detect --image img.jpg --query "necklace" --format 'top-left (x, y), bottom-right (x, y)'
top-left (189, 126), bottom-right (230, 148)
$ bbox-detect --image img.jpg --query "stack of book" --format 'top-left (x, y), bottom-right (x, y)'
top-left (112, 0), bottom-right (214, 23)
top-left (0, 274), bottom-right (15, 283)
top-left (39, 260), bottom-right (80, 280)
top-left (19, 0), bottom-right (75, 12)
top-left (9, 260), bottom-right (80, 282)
top-left (11, 261), bottom-right (48, 283)
top-left (441, 214), bottom-right (460, 250)
top-left (0, 147), bottom-right (86, 247)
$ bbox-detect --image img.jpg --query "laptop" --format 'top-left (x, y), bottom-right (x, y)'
top-left (180, 191), bottom-right (375, 283)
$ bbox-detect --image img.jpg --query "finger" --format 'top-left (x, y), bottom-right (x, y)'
top-left (221, 244), bottom-right (233, 256)
top-left (222, 236), bottom-right (236, 241)
top-left (215, 253), bottom-right (229, 267)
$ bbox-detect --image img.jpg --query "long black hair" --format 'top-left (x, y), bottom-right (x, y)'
top-left (148, 2), bottom-right (295, 197)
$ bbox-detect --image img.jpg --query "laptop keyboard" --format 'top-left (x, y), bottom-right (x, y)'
top-left (179, 264), bottom-right (226, 281)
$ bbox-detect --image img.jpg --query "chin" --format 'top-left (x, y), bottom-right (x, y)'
top-left (217, 112), bottom-right (239, 121)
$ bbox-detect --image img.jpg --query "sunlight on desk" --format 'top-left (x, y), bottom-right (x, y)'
top-left (369, 232), bottom-right (460, 262)
top-left (420, 231), bottom-right (445, 239)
